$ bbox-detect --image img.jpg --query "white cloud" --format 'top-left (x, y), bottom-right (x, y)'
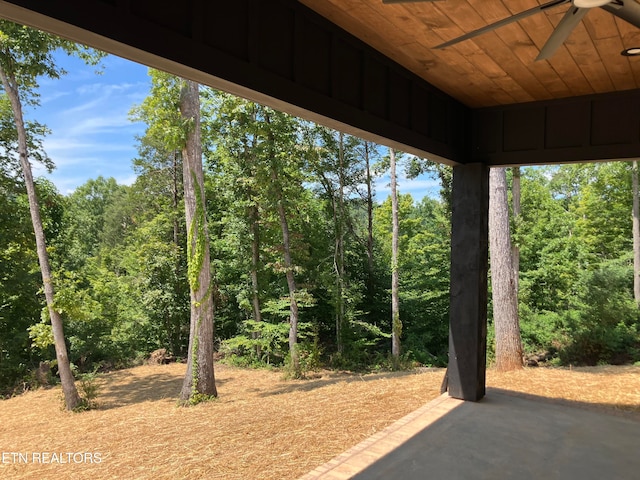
top-left (39, 90), bottom-right (71, 105)
top-left (374, 173), bottom-right (440, 201)
top-left (25, 53), bottom-right (150, 193)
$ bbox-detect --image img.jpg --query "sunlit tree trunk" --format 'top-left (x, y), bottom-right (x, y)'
top-left (273, 175), bottom-right (301, 376)
top-left (179, 80), bottom-right (217, 402)
top-left (633, 161), bottom-right (640, 306)
top-left (335, 132), bottom-right (346, 354)
top-left (511, 167), bottom-right (521, 296)
top-left (364, 142), bottom-right (375, 307)
top-left (489, 167), bottom-right (523, 371)
top-left (0, 67), bottom-right (81, 410)
top-left (390, 148), bottom-right (401, 359)
top-left (249, 204), bottom-right (263, 324)
top-left (247, 107), bottom-right (263, 327)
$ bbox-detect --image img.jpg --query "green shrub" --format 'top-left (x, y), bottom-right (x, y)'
top-left (73, 370), bottom-right (102, 412)
top-left (560, 263), bottom-right (640, 365)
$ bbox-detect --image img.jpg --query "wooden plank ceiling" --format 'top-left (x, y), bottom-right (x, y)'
top-left (299, 0), bottom-right (640, 107)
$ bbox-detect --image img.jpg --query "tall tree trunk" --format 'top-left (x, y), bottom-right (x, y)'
top-left (249, 203), bottom-right (263, 324)
top-left (171, 150), bottom-right (182, 354)
top-left (335, 132), bottom-right (346, 354)
top-left (511, 167), bottom-right (521, 296)
top-left (274, 180), bottom-right (301, 376)
top-left (264, 112), bottom-right (301, 376)
top-left (249, 202), bottom-right (263, 358)
top-left (489, 168), bottom-right (523, 371)
top-left (247, 107), bottom-right (263, 326)
top-left (179, 80), bottom-right (217, 402)
top-left (172, 150), bottom-right (180, 246)
top-left (0, 68), bottom-right (81, 410)
top-left (364, 142), bottom-right (375, 307)
top-left (633, 161), bottom-right (640, 306)
top-left (390, 148), bottom-right (401, 359)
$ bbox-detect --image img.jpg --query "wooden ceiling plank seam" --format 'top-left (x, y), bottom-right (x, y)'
top-left (582, 6), bottom-right (622, 41)
top-left (444, 1), bottom-right (569, 99)
top-left (558, 20), bottom-right (612, 88)
top-left (468, 0), bottom-right (576, 101)
top-left (614, 16), bottom-right (640, 88)
top-left (428, 0), bottom-right (488, 42)
top-left (524, 1), bottom-right (598, 96)
top-left (507, 1), bottom-right (584, 96)
top-left (470, 0), bottom-right (570, 99)
top-left (301, 0), bottom-right (639, 108)
top-left (424, 2), bottom-right (548, 101)
top-left (593, 36), bottom-right (638, 90)
top-left (321, 3), bottom-right (441, 78)
top-left (461, 33), bottom-right (554, 101)
top-left (311, 0), bottom-right (511, 107)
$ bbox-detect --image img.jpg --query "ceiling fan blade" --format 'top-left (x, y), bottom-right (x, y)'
top-left (601, 0), bottom-right (640, 29)
top-left (434, 0), bottom-right (570, 49)
top-left (535, 6), bottom-right (589, 60)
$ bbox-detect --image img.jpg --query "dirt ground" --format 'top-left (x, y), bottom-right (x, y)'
top-left (0, 363), bottom-right (638, 480)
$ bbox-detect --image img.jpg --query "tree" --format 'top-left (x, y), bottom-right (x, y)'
top-left (489, 167), bottom-right (523, 371)
top-left (132, 70), bottom-right (216, 402)
top-left (307, 126), bottom-right (367, 356)
top-left (178, 80), bottom-right (217, 402)
top-left (0, 20), bottom-right (103, 410)
top-left (362, 141), bottom-right (376, 304)
top-left (58, 176), bottom-right (124, 270)
top-left (263, 110), bottom-right (306, 376)
top-left (632, 161), bottom-right (640, 306)
top-left (203, 93), bottom-right (265, 330)
top-left (0, 168), bottom-right (42, 391)
top-left (511, 167), bottom-right (521, 295)
top-left (390, 148), bottom-right (401, 360)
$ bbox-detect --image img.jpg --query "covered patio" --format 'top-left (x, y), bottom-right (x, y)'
top-left (301, 390), bottom-right (640, 479)
top-left (1, 0), bottom-right (639, 477)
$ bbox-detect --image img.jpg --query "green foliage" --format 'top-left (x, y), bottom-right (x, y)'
top-left (73, 370), bottom-right (102, 411)
top-left (0, 174), bottom-right (62, 394)
top-left (27, 320), bottom-right (54, 350)
top-left (181, 392), bottom-right (217, 407)
top-left (6, 40), bottom-right (640, 397)
top-left (186, 169), bottom-right (207, 293)
top-left (129, 69), bottom-right (186, 152)
top-left (519, 307), bottom-right (568, 355)
top-left (560, 262), bottom-right (639, 365)
top-left (516, 165), bottom-right (640, 367)
top-left (221, 319), bottom-right (316, 367)
top-left (0, 94), bottom-right (52, 173)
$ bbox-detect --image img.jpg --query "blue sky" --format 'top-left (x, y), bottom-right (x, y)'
top-left (27, 51), bottom-right (440, 201)
top-left (29, 53), bottom-right (149, 194)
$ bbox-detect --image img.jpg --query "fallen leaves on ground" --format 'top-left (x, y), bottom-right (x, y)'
top-left (0, 363), bottom-right (637, 479)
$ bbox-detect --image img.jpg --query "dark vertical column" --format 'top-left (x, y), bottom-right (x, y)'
top-left (448, 163), bottom-right (489, 401)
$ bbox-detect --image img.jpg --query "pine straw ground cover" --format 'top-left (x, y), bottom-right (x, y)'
top-left (0, 363), bottom-right (638, 480)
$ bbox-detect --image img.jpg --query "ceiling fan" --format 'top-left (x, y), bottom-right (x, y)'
top-left (382, 0), bottom-right (640, 61)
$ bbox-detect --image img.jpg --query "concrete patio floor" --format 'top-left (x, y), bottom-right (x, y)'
top-left (300, 389), bottom-right (640, 479)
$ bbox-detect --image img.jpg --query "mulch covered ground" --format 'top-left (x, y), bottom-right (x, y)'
top-left (0, 363), bottom-right (638, 479)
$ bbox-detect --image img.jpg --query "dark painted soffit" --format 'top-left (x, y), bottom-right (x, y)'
top-left (3, 1), bottom-right (639, 167)
top-left (473, 89), bottom-right (640, 166)
top-left (0, 0), bottom-right (470, 164)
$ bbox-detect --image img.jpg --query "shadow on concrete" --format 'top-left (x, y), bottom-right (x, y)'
top-left (350, 389), bottom-right (640, 480)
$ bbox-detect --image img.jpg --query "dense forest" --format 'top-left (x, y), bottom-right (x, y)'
top-left (1, 23), bottom-right (640, 398)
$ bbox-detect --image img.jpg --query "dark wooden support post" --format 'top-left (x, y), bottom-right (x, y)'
top-left (448, 163), bottom-right (489, 401)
